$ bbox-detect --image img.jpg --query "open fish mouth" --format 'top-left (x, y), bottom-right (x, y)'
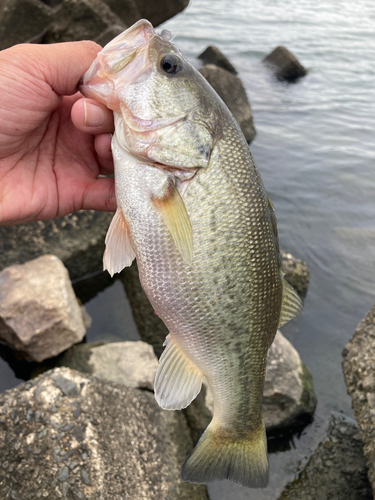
top-left (79, 20), bottom-right (156, 108)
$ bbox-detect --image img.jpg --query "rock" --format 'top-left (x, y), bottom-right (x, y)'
top-left (280, 250), bottom-right (310, 299)
top-left (72, 268), bottom-right (115, 304)
top-left (135, 0), bottom-right (190, 27)
top-left (186, 330), bottom-right (316, 442)
top-left (278, 413), bottom-right (372, 500)
top-left (199, 64), bottom-right (256, 143)
top-left (0, 210), bottom-right (112, 280)
top-left (343, 304), bottom-right (375, 493)
top-left (0, 0), bottom-right (52, 50)
top-left (41, 0), bottom-right (63, 7)
top-left (263, 330), bottom-right (316, 430)
top-left (102, 0), bottom-right (140, 27)
top-left (57, 340), bottom-right (158, 390)
top-left (0, 367), bottom-right (208, 499)
top-left (0, 255), bottom-right (86, 362)
top-left (44, 0), bottom-right (125, 43)
top-left (94, 24), bottom-right (125, 47)
top-left (198, 45), bottom-right (237, 74)
top-left (263, 45), bottom-right (307, 82)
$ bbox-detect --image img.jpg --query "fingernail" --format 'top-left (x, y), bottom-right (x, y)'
top-left (83, 101), bottom-right (105, 127)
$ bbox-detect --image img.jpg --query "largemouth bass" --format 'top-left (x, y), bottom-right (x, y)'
top-left (80, 19), bottom-right (302, 488)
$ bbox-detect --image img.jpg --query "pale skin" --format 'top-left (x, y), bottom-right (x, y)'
top-left (0, 41), bottom-right (116, 226)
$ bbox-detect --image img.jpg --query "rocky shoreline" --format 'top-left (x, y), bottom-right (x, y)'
top-left (0, 367), bottom-right (208, 499)
top-left (0, 246), bottom-right (316, 500)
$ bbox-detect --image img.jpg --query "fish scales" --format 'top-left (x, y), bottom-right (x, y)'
top-left (80, 19), bottom-right (302, 489)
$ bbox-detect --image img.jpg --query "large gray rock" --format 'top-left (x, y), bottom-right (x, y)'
top-left (263, 45), bottom-right (307, 82)
top-left (343, 304), bottom-right (375, 493)
top-left (186, 330), bottom-right (316, 442)
top-left (135, 0), bottom-right (189, 27)
top-left (280, 250), bottom-right (310, 299)
top-left (263, 330), bottom-right (316, 430)
top-left (199, 64), bottom-right (256, 143)
top-left (45, 0), bottom-right (125, 43)
top-left (94, 24), bottom-right (125, 47)
top-left (0, 210), bottom-right (112, 280)
top-left (0, 367), bottom-right (208, 500)
top-left (278, 413), bottom-right (373, 500)
top-left (57, 340), bottom-right (158, 390)
top-left (0, 255), bottom-right (86, 362)
top-left (198, 45), bottom-right (237, 74)
top-left (102, 0), bottom-right (140, 27)
top-left (0, 0), bottom-right (52, 50)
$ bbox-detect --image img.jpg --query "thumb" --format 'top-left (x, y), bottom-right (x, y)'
top-left (4, 41), bottom-right (101, 97)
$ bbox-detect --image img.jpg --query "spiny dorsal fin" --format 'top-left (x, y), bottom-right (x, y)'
top-left (103, 207), bottom-right (136, 277)
top-left (152, 180), bottom-right (193, 265)
top-left (154, 334), bottom-right (203, 410)
top-left (279, 276), bottom-right (303, 327)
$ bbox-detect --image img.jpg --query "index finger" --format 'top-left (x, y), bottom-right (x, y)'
top-left (2, 41), bottom-right (101, 97)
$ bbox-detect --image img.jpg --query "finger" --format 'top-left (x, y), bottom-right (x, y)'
top-left (97, 158), bottom-right (114, 176)
top-left (95, 134), bottom-right (113, 161)
top-left (71, 98), bottom-right (114, 135)
top-left (6, 41), bottom-right (102, 96)
top-left (81, 177), bottom-right (117, 212)
top-left (96, 137), bottom-right (114, 175)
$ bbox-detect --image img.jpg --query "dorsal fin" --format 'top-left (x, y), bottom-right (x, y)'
top-left (279, 276), bottom-right (303, 327)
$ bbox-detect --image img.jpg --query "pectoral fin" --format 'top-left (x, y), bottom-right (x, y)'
top-left (152, 180), bottom-right (193, 265)
top-left (154, 334), bottom-right (203, 410)
top-left (279, 277), bottom-right (303, 327)
top-left (103, 207), bottom-right (136, 277)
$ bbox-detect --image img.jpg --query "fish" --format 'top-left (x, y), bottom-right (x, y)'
top-left (80, 19), bottom-right (303, 488)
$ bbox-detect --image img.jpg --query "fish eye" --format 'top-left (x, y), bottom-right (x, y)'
top-left (160, 54), bottom-right (183, 75)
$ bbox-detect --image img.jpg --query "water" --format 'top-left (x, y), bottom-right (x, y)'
top-left (0, 1), bottom-right (374, 497)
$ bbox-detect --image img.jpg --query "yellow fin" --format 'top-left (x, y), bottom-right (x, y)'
top-left (181, 421), bottom-right (269, 488)
top-left (152, 181), bottom-right (193, 265)
top-left (155, 334), bottom-right (203, 410)
top-left (279, 276), bottom-right (303, 327)
top-left (103, 207), bottom-right (136, 277)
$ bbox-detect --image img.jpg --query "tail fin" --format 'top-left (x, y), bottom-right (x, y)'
top-left (181, 421), bottom-right (269, 488)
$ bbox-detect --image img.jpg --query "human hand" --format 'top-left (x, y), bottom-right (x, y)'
top-left (0, 41), bottom-right (116, 226)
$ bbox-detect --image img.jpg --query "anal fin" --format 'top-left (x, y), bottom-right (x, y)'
top-left (279, 276), bottom-right (303, 328)
top-left (103, 207), bottom-right (136, 277)
top-left (154, 334), bottom-right (203, 410)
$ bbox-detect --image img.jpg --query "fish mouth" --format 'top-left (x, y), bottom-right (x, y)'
top-left (98, 19), bottom-right (155, 74)
top-left (79, 19), bottom-right (156, 107)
